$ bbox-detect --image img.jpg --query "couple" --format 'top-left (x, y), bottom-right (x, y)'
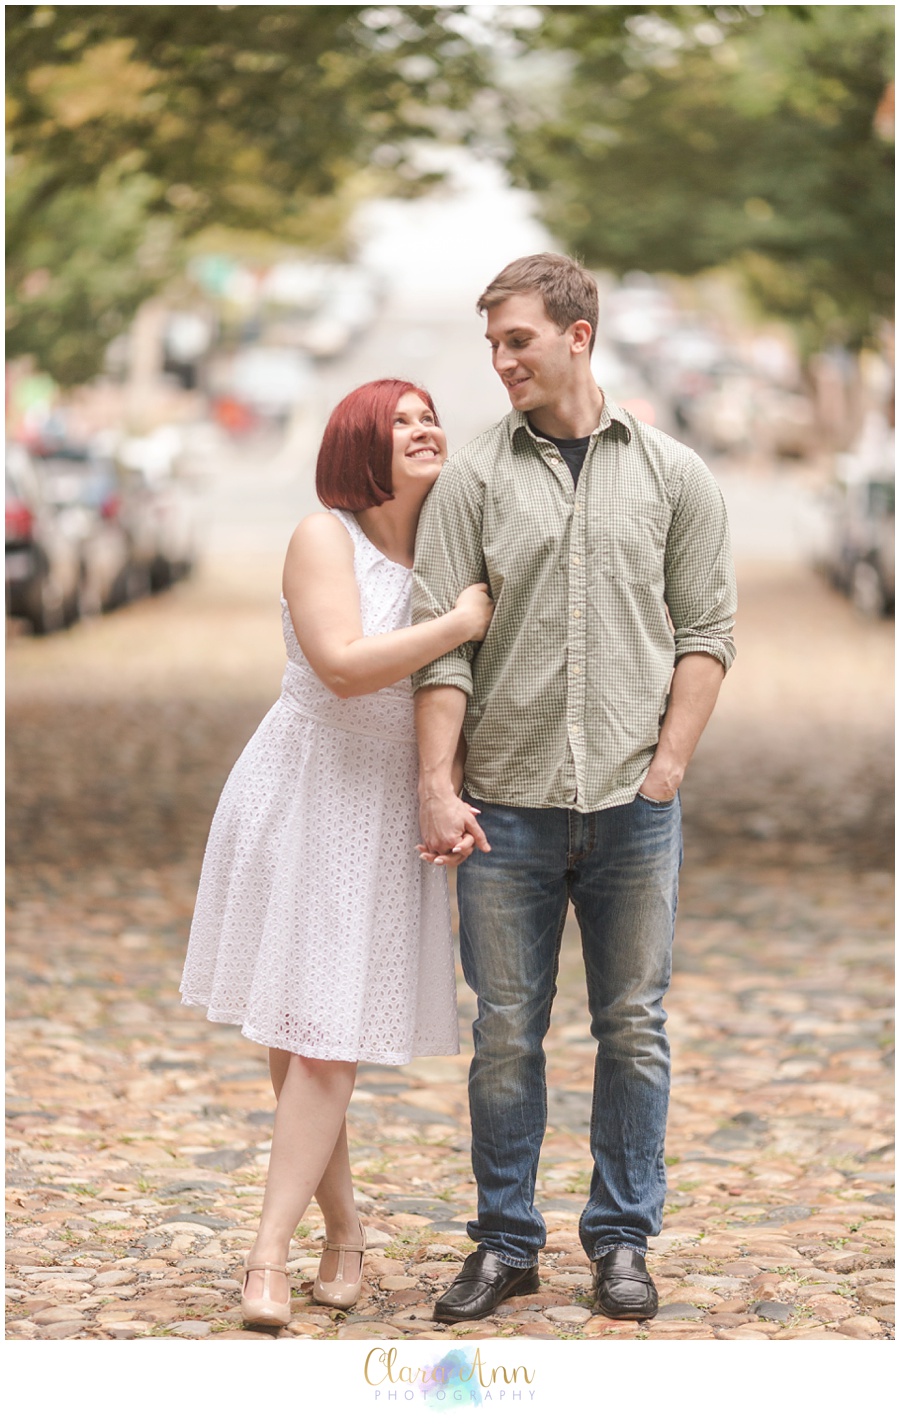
top-left (181, 252), bottom-right (737, 1330)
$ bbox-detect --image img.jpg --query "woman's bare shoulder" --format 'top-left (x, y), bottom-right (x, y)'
top-left (293, 509), bottom-right (352, 540)
top-left (284, 511), bottom-right (356, 593)
top-left (287, 510), bottom-right (354, 556)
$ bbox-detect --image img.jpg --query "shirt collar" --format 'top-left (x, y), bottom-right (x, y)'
top-left (507, 394), bottom-right (633, 447)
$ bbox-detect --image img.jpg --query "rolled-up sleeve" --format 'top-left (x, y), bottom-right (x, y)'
top-left (665, 451), bottom-right (737, 671)
top-left (411, 459), bottom-right (487, 695)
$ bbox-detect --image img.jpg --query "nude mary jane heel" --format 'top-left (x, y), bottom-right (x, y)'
top-left (312, 1226), bottom-right (367, 1309)
top-left (241, 1260), bottom-right (291, 1328)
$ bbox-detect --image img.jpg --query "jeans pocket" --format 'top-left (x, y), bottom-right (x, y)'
top-left (635, 791), bottom-right (677, 808)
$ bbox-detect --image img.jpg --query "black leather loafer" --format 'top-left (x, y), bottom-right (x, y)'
top-left (591, 1247), bottom-right (658, 1320)
top-left (433, 1250), bottom-right (540, 1323)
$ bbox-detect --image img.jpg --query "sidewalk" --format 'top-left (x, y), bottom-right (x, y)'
top-left (5, 555), bottom-right (893, 1341)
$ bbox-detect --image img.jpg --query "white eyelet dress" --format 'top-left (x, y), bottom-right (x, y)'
top-left (180, 509), bottom-right (459, 1064)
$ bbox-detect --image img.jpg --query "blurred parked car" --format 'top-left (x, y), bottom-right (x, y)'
top-left (591, 342), bottom-right (659, 425)
top-left (218, 346), bottom-right (317, 424)
top-left (5, 444), bottom-right (81, 633)
top-left (602, 275), bottom-right (678, 368)
top-left (823, 461), bottom-right (895, 617)
top-left (757, 388), bottom-right (819, 461)
top-left (38, 452), bottom-right (132, 615)
top-left (116, 427), bottom-right (199, 592)
top-left (260, 260), bottom-right (381, 361)
top-left (296, 265), bottom-right (380, 359)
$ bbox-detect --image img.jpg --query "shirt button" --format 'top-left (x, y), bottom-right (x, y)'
top-left (571, 609), bottom-right (581, 619)
top-left (570, 724), bottom-right (580, 735)
top-left (572, 555), bottom-right (581, 565)
top-left (571, 665), bottom-right (581, 675)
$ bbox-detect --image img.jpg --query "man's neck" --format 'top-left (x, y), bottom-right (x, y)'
top-left (525, 382), bottom-right (604, 440)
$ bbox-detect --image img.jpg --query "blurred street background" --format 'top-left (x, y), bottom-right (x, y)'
top-left (5, 5), bottom-right (894, 1350)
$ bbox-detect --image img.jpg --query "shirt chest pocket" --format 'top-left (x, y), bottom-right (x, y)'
top-left (596, 499), bottom-right (669, 586)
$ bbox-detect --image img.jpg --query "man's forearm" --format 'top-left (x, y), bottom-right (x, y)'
top-left (415, 685), bottom-right (468, 794)
top-left (414, 685), bottom-right (478, 853)
top-left (640, 652), bottom-right (725, 801)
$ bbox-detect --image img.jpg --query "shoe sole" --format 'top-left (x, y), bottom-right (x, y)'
top-left (591, 1302), bottom-right (658, 1321)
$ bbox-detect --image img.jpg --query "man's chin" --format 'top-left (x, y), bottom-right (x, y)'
top-left (506, 385), bottom-right (535, 409)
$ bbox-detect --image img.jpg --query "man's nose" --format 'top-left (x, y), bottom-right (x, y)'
top-left (493, 346), bottom-right (516, 372)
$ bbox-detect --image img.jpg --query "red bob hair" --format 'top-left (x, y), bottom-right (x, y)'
top-left (315, 378), bottom-right (439, 511)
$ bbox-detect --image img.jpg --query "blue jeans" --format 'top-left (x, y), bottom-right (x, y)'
top-left (456, 793), bottom-right (682, 1267)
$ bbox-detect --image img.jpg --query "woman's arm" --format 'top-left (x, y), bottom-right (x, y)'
top-left (283, 513), bottom-right (491, 699)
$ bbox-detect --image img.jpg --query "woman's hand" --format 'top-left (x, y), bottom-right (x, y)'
top-left (417, 802), bottom-right (487, 867)
top-left (417, 830), bottom-right (475, 867)
top-left (453, 583), bottom-right (494, 642)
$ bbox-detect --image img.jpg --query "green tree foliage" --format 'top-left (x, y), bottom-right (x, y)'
top-left (7, 6), bottom-right (894, 385)
top-left (6, 4), bottom-right (489, 385)
top-left (506, 5), bottom-right (894, 351)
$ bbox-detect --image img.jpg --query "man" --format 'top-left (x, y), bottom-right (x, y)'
top-left (411, 253), bottom-right (736, 1324)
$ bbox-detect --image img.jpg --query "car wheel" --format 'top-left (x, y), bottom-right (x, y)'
top-left (172, 555), bottom-right (195, 583)
top-left (124, 563), bottom-right (152, 601)
top-left (76, 570), bottom-right (102, 620)
top-left (28, 575), bottom-right (67, 635)
top-left (150, 555), bottom-right (173, 592)
top-left (850, 561), bottom-right (885, 618)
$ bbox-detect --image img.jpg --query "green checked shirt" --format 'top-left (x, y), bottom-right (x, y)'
top-left (411, 399), bottom-right (737, 813)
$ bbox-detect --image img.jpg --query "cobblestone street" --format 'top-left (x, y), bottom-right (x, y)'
top-left (6, 520), bottom-right (893, 1348)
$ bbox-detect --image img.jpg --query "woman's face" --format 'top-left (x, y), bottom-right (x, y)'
top-left (390, 391), bottom-right (447, 497)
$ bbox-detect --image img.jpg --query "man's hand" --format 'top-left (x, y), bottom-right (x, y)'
top-left (637, 754), bottom-right (683, 804)
top-left (638, 652), bottom-right (726, 803)
top-left (417, 789), bottom-right (491, 866)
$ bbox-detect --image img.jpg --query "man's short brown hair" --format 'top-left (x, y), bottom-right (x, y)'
top-left (477, 253), bottom-right (598, 353)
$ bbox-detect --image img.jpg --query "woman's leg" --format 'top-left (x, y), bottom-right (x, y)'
top-left (269, 1047), bottom-right (291, 1099)
top-left (267, 1050), bottom-right (363, 1285)
top-left (244, 1053), bottom-right (357, 1303)
top-left (314, 1118), bottom-right (365, 1284)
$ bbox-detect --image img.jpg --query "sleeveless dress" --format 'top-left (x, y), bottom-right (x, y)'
top-left (180, 509), bottom-right (459, 1065)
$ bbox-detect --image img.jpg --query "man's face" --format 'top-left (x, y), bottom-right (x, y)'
top-left (485, 291), bottom-right (578, 414)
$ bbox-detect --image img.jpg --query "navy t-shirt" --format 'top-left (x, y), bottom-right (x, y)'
top-left (528, 422), bottom-right (591, 486)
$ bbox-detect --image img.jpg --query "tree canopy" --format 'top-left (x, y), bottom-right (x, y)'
top-left (6, 5), bottom-right (895, 385)
top-left (6, 4), bottom-right (489, 385)
top-left (504, 4), bottom-right (894, 352)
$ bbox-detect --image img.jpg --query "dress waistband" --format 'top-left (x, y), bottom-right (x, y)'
top-left (279, 660), bottom-right (416, 744)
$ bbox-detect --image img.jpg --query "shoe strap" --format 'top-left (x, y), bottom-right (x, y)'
top-left (323, 1227), bottom-right (367, 1253)
top-left (244, 1261), bottom-right (289, 1275)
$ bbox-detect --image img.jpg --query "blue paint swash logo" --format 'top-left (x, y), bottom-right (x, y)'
top-left (364, 1345), bottom-right (537, 1407)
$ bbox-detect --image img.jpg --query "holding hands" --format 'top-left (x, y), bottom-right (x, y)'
top-left (417, 791), bottom-right (490, 869)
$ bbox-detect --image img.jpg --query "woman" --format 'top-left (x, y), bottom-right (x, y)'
top-left (180, 379), bottom-right (492, 1327)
